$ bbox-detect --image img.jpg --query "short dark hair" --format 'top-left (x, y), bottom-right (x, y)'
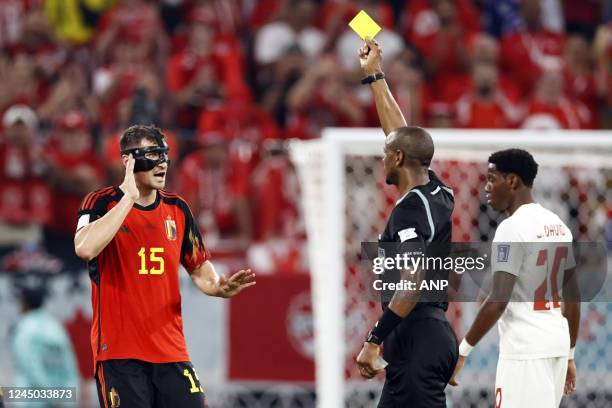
top-left (392, 126), bottom-right (435, 167)
top-left (119, 124), bottom-right (165, 151)
top-left (488, 148), bottom-right (538, 187)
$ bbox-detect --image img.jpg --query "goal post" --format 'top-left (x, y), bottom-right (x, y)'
top-left (290, 128), bottom-right (612, 408)
top-left (289, 136), bottom-right (347, 408)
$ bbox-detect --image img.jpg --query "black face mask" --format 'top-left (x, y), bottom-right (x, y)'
top-left (120, 128), bottom-right (170, 172)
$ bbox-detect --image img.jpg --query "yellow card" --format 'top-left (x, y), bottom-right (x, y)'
top-left (348, 10), bottom-right (382, 40)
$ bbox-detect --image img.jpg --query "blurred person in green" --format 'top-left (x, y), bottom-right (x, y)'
top-left (9, 274), bottom-right (78, 407)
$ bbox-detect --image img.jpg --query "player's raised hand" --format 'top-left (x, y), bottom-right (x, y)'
top-left (120, 154), bottom-right (140, 201)
top-left (218, 269), bottom-right (256, 298)
top-left (564, 359), bottom-right (577, 395)
top-left (359, 36), bottom-right (383, 75)
top-left (449, 355), bottom-right (466, 386)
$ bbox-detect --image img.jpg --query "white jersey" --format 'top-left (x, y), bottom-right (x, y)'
top-left (491, 203), bottom-right (575, 360)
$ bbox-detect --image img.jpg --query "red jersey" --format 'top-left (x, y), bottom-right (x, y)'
top-left (77, 187), bottom-right (209, 366)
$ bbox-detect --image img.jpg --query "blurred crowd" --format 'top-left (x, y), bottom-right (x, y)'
top-left (0, 0), bottom-right (611, 273)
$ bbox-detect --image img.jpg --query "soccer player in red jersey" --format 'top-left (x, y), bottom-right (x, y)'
top-left (74, 125), bottom-right (256, 408)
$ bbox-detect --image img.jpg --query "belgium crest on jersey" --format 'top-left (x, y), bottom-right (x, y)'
top-left (165, 216), bottom-right (177, 241)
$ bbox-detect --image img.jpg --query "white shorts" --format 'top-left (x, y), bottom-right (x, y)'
top-left (495, 357), bottom-right (568, 408)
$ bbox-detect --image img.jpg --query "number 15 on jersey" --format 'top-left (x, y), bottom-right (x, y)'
top-left (138, 247), bottom-right (165, 275)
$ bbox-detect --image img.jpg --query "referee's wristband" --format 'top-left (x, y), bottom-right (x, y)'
top-left (569, 347), bottom-right (575, 360)
top-left (368, 308), bottom-right (403, 344)
top-left (459, 338), bottom-right (474, 357)
top-left (361, 72), bottom-right (385, 85)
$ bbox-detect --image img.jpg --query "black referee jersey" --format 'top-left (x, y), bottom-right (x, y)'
top-left (380, 169), bottom-right (453, 246)
top-left (379, 169), bottom-right (454, 308)
top-left (377, 169), bottom-right (457, 408)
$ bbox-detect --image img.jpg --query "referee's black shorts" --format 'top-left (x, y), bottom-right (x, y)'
top-left (95, 359), bottom-right (208, 408)
top-left (378, 307), bottom-right (458, 408)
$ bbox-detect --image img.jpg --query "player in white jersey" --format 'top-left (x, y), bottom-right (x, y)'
top-left (449, 149), bottom-right (580, 407)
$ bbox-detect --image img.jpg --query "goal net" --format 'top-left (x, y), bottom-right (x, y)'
top-left (290, 128), bottom-right (612, 408)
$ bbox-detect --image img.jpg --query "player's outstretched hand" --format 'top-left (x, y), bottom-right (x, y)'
top-left (449, 355), bottom-right (466, 386)
top-left (120, 154), bottom-right (140, 201)
top-left (359, 36), bottom-right (383, 76)
top-left (218, 269), bottom-right (256, 298)
top-left (564, 359), bottom-right (577, 395)
top-left (356, 342), bottom-right (385, 379)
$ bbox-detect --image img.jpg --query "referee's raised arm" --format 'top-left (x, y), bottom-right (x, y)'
top-left (359, 37), bottom-right (407, 135)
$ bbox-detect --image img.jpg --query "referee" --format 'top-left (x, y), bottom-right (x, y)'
top-left (356, 38), bottom-right (458, 407)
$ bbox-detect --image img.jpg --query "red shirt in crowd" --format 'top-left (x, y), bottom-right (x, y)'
top-left (439, 73), bottom-right (520, 105)
top-left (167, 43), bottom-right (244, 94)
top-left (523, 97), bottom-right (581, 129)
top-left (248, 0), bottom-right (282, 30)
top-left (250, 154), bottom-right (301, 241)
top-left (563, 68), bottom-right (600, 129)
top-left (500, 30), bottom-right (567, 97)
top-left (286, 88), bottom-right (363, 139)
top-left (412, 29), bottom-right (475, 92)
top-left (403, 0), bottom-right (480, 41)
top-left (197, 100), bottom-right (279, 143)
top-left (187, 0), bottom-right (242, 35)
top-left (404, 0), bottom-right (480, 95)
top-left (454, 76), bottom-right (522, 128)
top-left (0, 0), bottom-right (43, 49)
top-left (96, 1), bottom-right (161, 45)
top-left (96, 63), bottom-right (143, 130)
top-left (455, 92), bottom-right (521, 129)
top-left (175, 149), bottom-right (249, 237)
top-left (0, 139), bottom-right (50, 224)
top-left (46, 139), bottom-right (103, 234)
top-left (166, 36), bottom-right (246, 128)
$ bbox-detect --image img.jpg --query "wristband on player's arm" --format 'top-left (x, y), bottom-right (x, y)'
top-left (361, 72), bottom-right (385, 85)
top-left (366, 308), bottom-right (403, 345)
top-left (569, 347), bottom-right (575, 360)
top-left (459, 338), bottom-right (475, 357)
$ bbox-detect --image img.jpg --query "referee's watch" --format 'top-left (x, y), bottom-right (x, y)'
top-left (361, 72), bottom-right (385, 85)
top-left (366, 331), bottom-right (383, 345)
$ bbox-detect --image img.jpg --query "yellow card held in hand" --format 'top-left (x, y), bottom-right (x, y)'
top-left (349, 10), bottom-right (382, 40)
